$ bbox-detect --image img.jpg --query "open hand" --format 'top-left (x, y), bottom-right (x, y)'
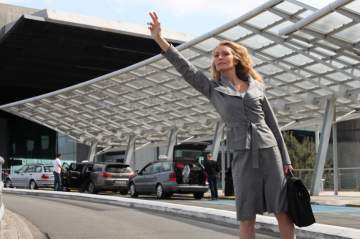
top-left (148, 12), bottom-right (161, 40)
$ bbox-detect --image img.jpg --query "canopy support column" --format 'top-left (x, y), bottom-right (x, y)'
top-left (166, 127), bottom-right (178, 161)
top-left (125, 134), bottom-right (137, 166)
top-left (87, 141), bottom-right (98, 163)
top-left (311, 98), bottom-right (335, 196)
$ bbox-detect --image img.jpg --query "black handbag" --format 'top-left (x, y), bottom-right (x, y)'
top-left (286, 171), bottom-right (316, 227)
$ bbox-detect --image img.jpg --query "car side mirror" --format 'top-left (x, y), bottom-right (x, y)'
top-left (14, 170), bottom-right (19, 174)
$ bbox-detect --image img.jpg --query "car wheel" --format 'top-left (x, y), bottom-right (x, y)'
top-left (156, 184), bottom-right (164, 199)
top-left (87, 182), bottom-right (97, 194)
top-left (119, 189), bottom-right (128, 195)
top-left (129, 183), bottom-right (138, 198)
top-left (29, 180), bottom-right (37, 190)
top-left (193, 192), bottom-right (204, 200)
top-left (5, 179), bottom-right (12, 188)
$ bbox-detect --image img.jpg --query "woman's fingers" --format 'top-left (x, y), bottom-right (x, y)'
top-left (153, 12), bottom-right (159, 21)
top-left (149, 12), bottom-right (155, 22)
top-left (283, 164), bottom-right (294, 174)
top-left (149, 12), bottom-right (158, 24)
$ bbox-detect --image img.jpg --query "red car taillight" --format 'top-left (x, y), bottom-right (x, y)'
top-left (168, 172), bottom-right (177, 182)
top-left (41, 174), bottom-right (49, 179)
top-left (101, 172), bottom-right (112, 178)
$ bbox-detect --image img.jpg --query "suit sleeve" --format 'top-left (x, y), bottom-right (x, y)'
top-left (162, 45), bottom-right (212, 98)
top-left (262, 95), bottom-right (291, 165)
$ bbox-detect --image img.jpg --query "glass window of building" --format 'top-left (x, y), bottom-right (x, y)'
top-left (26, 140), bottom-right (34, 152)
top-left (41, 135), bottom-right (49, 150)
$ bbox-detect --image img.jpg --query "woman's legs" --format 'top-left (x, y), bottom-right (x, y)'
top-left (275, 212), bottom-right (295, 239)
top-left (239, 218), bottom-right (256, 239)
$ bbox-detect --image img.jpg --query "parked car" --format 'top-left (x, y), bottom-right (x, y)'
top-left (129, 159), bottom-right (208, 199)
top-left (62, 162), bottom-right (134, 194)
top-left (4, 164), bottom-right (54, 189)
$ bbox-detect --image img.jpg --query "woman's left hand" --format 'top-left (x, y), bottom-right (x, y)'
top-left (284, 164), bottom-right (294, 175)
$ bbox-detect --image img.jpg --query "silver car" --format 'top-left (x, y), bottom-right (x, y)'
top-left (4, 164), bottom-right (54, 189)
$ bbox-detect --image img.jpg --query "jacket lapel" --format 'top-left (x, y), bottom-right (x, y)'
top-left (244, 77), bottom-right (264, 100)
top-left (214, 75), bottom-right (264, 99)
top-left (214, 85), bottom-right (240, 96)
top-left (214, 75), bottom-right (245, 98)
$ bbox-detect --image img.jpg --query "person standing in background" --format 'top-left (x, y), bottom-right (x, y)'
top-left (204, 153), bottom-right (220, 200)
top-left (53, 153), bottom-right (62, 191)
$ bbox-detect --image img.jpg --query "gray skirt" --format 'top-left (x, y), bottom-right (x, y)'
top-left (231, 146), bottom-right (288, 221)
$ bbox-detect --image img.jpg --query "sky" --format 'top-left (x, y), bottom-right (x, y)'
top-left (1, 0), bottom-right (327, 36)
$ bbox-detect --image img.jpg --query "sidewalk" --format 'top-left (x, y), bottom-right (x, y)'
top-left (204, 190), bottom-right (360, 207)
top-left (311, 191), bottom-right (360, 207)
top-left (0, 209), bottom-right (34, 239)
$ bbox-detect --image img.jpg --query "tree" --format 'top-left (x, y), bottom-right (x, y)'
top-left (284, 131), bottom-right (314, 169)
top-left (283, 131), bottom-right (333, 169)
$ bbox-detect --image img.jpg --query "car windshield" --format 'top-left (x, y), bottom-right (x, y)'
top-left (44, 166), bottom-right (54, 172)
top-left (106, 165), bottom-right (131, 173)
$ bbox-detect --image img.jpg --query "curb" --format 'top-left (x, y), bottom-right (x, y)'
top-left (311, 201), bottom-right (360, 208)
top-left (0, 203), bottom-right (4, 222)
top-left (4, 188), bottom-right (360, 239)
top-left (0, 209), bottom-right (34, 239)
top-left (346, 203), bottom-right (360, 208)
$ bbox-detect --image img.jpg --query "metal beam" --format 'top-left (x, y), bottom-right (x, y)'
top-left (211, 121), bottom-right (225, 162)
top-left (315, 128), bottom-right (320, 155)
top-left (311, 98), bottom-right (335, 195)
top-left (166, 127), bottom-right (178, 161)
top-left (279, 0), bottom-right (354, 36)
top-left (332, 106), bottom-right (339, 195)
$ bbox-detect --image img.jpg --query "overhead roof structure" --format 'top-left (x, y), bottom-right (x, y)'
top-left (0, 6), bottom-right (188, 105)
top-left (0, 0), bottom-right (359, 148)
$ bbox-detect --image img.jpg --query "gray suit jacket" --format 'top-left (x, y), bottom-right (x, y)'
top-left (163, 45), bottom-right (291, 166)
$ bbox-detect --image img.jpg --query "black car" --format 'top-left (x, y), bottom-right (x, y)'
top-left (62, 162), bottom-right (134, 194)
top-left (129, 142), bottom-right (209, 199)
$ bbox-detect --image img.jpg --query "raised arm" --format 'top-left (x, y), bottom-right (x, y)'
top-left (148, 12), bottom-right (212, 98)
top-left (148, 12), bottom-right (170, 52)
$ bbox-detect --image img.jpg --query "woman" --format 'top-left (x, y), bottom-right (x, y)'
top-left (148, 12), bottom-right (295, 239)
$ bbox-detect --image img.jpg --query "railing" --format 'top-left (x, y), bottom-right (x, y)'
top-left (0, 156), bottom-right (5, 222)
top-left (294, 167), bottom-right (360, 191)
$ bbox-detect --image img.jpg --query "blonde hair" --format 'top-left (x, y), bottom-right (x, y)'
top-left (211, 41), bottom-right (262, 82)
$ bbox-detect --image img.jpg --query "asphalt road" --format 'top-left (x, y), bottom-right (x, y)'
top-left (3, 194), bottom-right (278, 239)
